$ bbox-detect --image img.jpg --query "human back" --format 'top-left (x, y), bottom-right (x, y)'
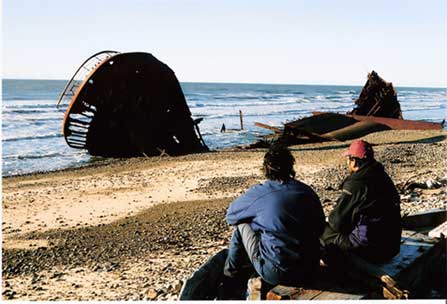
top-left (341, 160), bottom-right (401, 261)
top-left (225, 144), bottom-right (325, 286)
top-left (322, 139), bottom-right (402, 264)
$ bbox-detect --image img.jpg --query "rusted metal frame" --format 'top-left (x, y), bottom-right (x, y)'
top-left (312, 112), bottom-right (443, 130)
top-left (67, 120), bottom-right (91, 129)
top-left (56, 50), bottom-right (119, 108)
top-left (67, 124), bottom-right (89, 132)
top-left (67, 137), bottom-right (88, 145)
top-left (68, 135), bottom-right (88, 142)
top-left (349, 114), bottom-right (442, 130)
top-left (68, 132), bottom-right (87, 138)
top-left (67, 143), bottom-right (86, 149)
top-left (366, 97), bottom-right (382, 116)
top-left (68, 116), bottom-right (91, 124)
top-left (66, 137), bottom-right (86, 145)
top-left (68, 132), bottom-right (88, 139)
top-left (68, 139), bottom-right (87, 147)
top-left (67, 139), bottom-right (87, 146)
top-left (286, 127), bottom-right (340, 142)
top-left (193, 118), bottom-right (208, 150)
top-left (79, 110), bottom-right (95, 118)
top-left (68, 130), bottom-right (88, 137)
top-left (60, 52), bottom-right (119, 139)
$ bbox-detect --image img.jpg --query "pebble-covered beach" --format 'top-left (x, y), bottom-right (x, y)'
top-left (2, 129), bottom-right (446, 300)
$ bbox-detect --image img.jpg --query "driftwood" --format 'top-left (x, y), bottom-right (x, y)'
top-left (57, 51), bottom-right (208, 157)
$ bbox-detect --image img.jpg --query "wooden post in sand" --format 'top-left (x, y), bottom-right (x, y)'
top-left (239, 110), bottom-right (244, 130)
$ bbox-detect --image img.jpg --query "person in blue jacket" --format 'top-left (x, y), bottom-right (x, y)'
top-left (222, 144), bottom-right (325, 294)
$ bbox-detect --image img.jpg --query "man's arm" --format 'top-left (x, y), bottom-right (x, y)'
top-left (327, 180), bottom-right (363, 233)
top-left (225, 186), bottom-right (261, 225)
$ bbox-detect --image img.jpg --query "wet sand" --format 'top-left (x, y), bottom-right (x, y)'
top-left (2, 130), bottom-right (447, 300)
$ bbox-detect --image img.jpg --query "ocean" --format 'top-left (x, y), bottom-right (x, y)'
top-left (2, 79), bottom-right (446, 176)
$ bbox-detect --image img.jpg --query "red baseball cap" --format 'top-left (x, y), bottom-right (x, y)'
top-left (342, 139), bottom-right (374, 159)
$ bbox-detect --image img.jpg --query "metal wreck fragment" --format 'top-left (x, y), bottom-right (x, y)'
top-left (349, 70), bottom-right (403, 119)
top-left (248, 71), bottom-right (443, 148)
top-left (57, 51), bottom-right (208, 157)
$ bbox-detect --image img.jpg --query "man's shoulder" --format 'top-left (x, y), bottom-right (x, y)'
top-left (251, 179), bottom-right (318, 198)
top-left (342, 176), bottom-right (366, 194)
top-left (289, 179), bottom-right (318, 194)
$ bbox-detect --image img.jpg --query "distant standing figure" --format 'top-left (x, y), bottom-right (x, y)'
top-left (321, 139), bottom-right (401, 264)
top-left (220, 123), bottom-right (226, 133)
top-left (222, 144), bottom-right (325, 298)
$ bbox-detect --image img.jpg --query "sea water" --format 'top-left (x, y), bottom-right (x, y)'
top-left (2, 79), bottom-right (446, 176)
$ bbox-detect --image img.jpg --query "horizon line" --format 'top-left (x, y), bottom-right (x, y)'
top-left (2, 77), bottom-right (447, 90)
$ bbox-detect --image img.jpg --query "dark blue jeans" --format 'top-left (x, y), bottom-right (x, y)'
top-left (224, 223), bottom-right (281, 286)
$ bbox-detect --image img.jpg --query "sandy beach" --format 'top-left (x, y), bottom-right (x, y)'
top-left (2, 129), bottom-right (447, 300)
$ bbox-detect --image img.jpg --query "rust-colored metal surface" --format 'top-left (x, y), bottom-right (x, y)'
top-left (313, 112), bottom-right (444, 130)
top-left (246, 71), bottom-right (444, 149)
top-left (57, 51), bottom-right (208, 157)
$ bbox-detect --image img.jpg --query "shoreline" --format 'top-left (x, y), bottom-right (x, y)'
top-left (2, 129), bottom-right (447, 300)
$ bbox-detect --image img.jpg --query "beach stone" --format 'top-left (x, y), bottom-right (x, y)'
top-left (145, 288), bottom-right (158, 300)
top-left (172, 280), bottom-right (183, 293)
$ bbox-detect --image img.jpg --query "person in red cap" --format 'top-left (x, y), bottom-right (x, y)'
top-left (320, 139), bottom-right (402, 264)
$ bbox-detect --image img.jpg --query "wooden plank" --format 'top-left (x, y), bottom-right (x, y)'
top-left (266, 285), bottom-right (301, 300)
top-left (312, 290), bottom-right (365, 300)
top-left (342, 230), bottom-right (444, 299)
top-left (291, 289), bottom-right (324, 300)
top-left (266, 285), bottom-right (365, 300)
top-left (181, 228), bottom-right (443, 300)
top-left (429, 221), bottom-right (447, 239)
top-left (254, 122), bottom-right (282, 134)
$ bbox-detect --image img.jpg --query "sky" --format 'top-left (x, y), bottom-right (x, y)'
top-left (2, 0), bottom-right (447, 87)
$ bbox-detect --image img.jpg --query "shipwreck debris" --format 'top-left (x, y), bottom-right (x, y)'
top-left (349, 70), bottom-right (403, 119)
top-left (246, 71), bottom-right (443, 149)
top-left (57, 51), bottom-right (208, 157)
top-left (220, 110), bottom-right (245, 133)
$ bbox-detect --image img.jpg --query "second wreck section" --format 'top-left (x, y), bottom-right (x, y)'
top-left (58, 51), bottom-right (208, 157)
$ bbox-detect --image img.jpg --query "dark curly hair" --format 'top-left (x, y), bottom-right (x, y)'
top-left (262, 143), bottom-right (296, 182)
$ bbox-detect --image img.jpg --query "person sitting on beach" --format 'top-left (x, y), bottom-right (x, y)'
top-left (320, 139), bottom-right (402, 264)
top-left (221, 144), bottom-right (325, 298)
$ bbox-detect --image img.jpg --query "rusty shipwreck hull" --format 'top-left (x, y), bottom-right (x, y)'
top-left (313, 112), bottom-right (443, 131)
top-left (247, 71), bottom-right (444, 148)
top-left (250, 112), bottom-right (443, 148)
top-left (57, 51), bottom-right (208, 157)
